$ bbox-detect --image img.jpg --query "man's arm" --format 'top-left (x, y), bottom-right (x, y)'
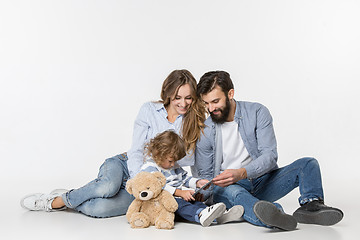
top-left (194, 129), bottom-right (215, 180)
top-left (243, 104), bottom-right (278, 179)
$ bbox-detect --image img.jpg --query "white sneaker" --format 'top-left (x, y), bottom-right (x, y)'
top-left (20, 189), bottom-right (68, 212)
top-left (199, 203), bottom-right (226, 227)
top-left (216, 205), bottom-right (244, 224)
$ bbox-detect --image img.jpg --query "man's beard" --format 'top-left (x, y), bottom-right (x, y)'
top-left (210, 97), bottom-right (231, 124)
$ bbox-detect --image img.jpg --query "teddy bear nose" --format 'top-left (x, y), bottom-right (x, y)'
top-left (141, 192), bottom-right (148, 197)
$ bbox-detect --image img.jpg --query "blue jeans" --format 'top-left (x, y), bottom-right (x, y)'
top-left (175, 198), bottom-right (206, 223)
top-left (212, 157), bottom-right (324, 227)
top-left (61, 153), bottom-right (135, 218)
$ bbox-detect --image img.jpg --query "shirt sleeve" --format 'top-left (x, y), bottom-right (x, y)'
top-left (178, 167), bottom-right (199, 189)
top-left (194, 127), bottom-right (215, 180)
top-left (141, 165), bottom-right (159, 173)
top-left (127, 103), bottom-right (151, 178)
top-left (244, 104), bottom-right (278, 179)
top-left (177, 149), bottom-right (195, 167)
top-left (163, 184), bottom-right (177, 195)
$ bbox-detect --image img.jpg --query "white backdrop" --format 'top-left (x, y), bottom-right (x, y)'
top-left (1, 0), bottom-right (359, 208)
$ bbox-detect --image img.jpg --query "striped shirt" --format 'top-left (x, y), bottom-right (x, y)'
top-left (140, 159), bottom-right (199, 195)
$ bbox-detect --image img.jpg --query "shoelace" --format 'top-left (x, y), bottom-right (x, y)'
top-left (34, 194), bottom-right (54, 211)
top-left (34, 195), bottom-right (47, 210)
top-left (199, 205), bottom-right (214, 218)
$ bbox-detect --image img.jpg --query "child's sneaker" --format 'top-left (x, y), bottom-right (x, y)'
top-left (20, 189), bottom-right (68, 212)
top-left (199, 203), bottom-right (226, 227)
top-left (217, 205), bottom-right (244, 224)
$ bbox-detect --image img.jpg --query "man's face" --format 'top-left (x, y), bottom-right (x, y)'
top-left (201, 85), bottom-right (231, 124)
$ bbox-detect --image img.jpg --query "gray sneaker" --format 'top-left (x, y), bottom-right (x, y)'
top-left (20, 189), bottom-right (68, 212)
top-left (217, 205), bottom-right (244, 224)
top-left (293, 200), bottom-right (343, 226)
top-left (253, 201), bottom-right (297, 231)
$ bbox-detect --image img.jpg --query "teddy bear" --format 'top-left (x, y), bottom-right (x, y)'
top-left (125, 171), bottom-right (178, 229)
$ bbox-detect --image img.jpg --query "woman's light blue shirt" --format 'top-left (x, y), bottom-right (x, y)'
top-left (127, 101), bottom-right (194, 178)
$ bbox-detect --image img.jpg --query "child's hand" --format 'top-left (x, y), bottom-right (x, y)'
top-left (174, 189), bottom-right (195, 202)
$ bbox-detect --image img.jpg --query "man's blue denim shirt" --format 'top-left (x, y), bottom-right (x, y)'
top-left (194, 100), bottom-right (279, 180)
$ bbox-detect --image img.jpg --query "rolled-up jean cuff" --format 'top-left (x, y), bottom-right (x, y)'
top-left (61, 191), bottom-right (73, 209)
top-left (299, 197), bottom-right (319, 205)
top-left (194, 208), bottom-right (204, 223)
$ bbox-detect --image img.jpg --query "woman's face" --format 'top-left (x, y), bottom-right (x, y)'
top-left (168, 83), bottom-right (193, 115)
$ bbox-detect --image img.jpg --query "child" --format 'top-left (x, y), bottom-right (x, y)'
top-left (141, 130), bottom-right (244, 227)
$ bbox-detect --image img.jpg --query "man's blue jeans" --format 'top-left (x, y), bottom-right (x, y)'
top-left (212, 157), bottom-right (324, 227)
top-left (61, 153), bottom-right (134, 218)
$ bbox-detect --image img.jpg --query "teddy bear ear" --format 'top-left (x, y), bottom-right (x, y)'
top-left (152, 171), bottom-right (166, 186)
top-left (125, 178), bottom-right (133, 195)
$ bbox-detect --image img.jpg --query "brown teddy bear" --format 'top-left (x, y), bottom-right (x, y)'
top-left (125, 171), bottom-right (178, 229)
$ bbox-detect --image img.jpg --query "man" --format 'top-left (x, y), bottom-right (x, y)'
top-left (195, 71), bottom-right (343, 231)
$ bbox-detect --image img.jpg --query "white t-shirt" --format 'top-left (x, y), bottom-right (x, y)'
top-left (221, 121), bottom-right (252, 171)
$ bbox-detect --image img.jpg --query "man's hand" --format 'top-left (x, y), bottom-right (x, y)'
top-left (196, 179), bottom-right (210, 188)
top-left (212, 168), bottom-right (247, 187)
top-left (174, 189), bottom-right (195, 202)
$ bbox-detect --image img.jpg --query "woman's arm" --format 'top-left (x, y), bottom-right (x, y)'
top-left (127, 103), bottom-right (151, 178)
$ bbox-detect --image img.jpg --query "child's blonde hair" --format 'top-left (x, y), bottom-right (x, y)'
top-left (145, 130), bottom-right (186, 165)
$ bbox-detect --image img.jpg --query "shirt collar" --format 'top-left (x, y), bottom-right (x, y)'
top-left (154, 101), bottom-right (183, 121)
top-left (233, 99), bottom-right (243, 120)
top-left (154, 101), bottom-right (165, 111)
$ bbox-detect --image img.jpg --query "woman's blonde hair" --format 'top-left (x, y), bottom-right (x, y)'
top-left (145, 130), bottom-right (186, 165)
top-left (160, 69), bottom-right (205, 153)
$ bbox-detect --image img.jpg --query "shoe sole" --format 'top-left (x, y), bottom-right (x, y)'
top-left (217, 205), bottom-right (244, 224)
top-left (254, 201), bottom-right (297, 231)
top-left (293, 209), bottom-right (343, 226)
top-left (202, 204), bottom-right (226, 227)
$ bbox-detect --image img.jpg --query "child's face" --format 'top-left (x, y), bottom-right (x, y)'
top-left (159, 156), bottom-right (176, 169)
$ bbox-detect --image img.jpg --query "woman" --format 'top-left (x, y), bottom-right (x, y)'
top-left (20, 69), bottom-right (205, 218)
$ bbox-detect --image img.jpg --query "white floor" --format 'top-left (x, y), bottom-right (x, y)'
top-left (2, 176), bottom-right (356, 240)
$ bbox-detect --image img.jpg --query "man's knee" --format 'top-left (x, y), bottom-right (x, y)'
top-left (213, 185), bottom-right (249, 204)
top-left (296, 157), bottom-right (319, 168)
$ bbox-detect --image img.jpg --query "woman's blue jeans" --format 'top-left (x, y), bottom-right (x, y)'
top-left (212, 157), bottom-right (324, 227)
top-left (61, 153), bottom-right (134, 218)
